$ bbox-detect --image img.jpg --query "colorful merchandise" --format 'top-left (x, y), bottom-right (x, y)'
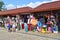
top-left (37, 21), bottom-right (42, 32)
top-left (37, 21), bottom-right (42, 27)
top-left (53, 25), bottom-right (58, 33)
top-left (22, 23), bottom-right (24, 29)
top-left (37, 27), bottom-right (41, 32)
top-left (42, 24), bottom-right (47, 33)
top-left (42, 28), bottom-right (46, 33)
top-left (28, 24), bottom-right (31, 31)
top-left (24, 23), bottom-right (28, 32)
top-left (48, 27), bottom-right (52, 32)
top-left (30, 18), bottom-right (38, 26)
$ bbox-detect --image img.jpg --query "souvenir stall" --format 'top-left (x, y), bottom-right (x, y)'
top-left (18, 14), bottom-right (32, 32)
top-left (33, 11), bottom-right (58, 33)
top-left (22, 14), bottom-right (31, 32)
top-left (27, 15), bottom-right (31, 31)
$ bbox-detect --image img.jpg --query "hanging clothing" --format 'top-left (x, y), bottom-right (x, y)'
top-left (24, 23), bottom-right (28, 32)
top-left (39, 18), bottom-right (45, 24)
top-left (27, 18), bottom-right (30, 24)
top-left (20, 19), bottom-right (22, 30)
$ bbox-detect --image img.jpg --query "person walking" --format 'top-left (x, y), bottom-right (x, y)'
top-left (7, 23), bottom-right (11, 32)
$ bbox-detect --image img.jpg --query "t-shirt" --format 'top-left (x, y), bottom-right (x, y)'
top-left (39, 18), bottom-right (45, 24)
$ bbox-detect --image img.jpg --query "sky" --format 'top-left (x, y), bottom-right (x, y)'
top-left (1, 0), bottom-right (59, 10)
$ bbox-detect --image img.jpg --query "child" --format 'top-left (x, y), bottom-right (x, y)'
top-left (7, 23), bottom-right (11, 32)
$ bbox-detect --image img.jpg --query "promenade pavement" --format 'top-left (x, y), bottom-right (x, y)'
top-left (0, 27), bottom-right (60, 40)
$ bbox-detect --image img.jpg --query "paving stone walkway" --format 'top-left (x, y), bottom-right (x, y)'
top-left (0, 27), bottom-right (60, 40)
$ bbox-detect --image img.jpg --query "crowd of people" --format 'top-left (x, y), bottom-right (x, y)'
top-left (4, 14), bottom-right (58, 33)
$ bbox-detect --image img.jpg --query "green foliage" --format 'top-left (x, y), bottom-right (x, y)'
top-left (0, 1), bottom-right (4, 11)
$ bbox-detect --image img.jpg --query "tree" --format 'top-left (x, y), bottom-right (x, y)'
top-left (0, 1), bottom-right (4, 11)
top-left (1, 5), bottom-right (7, 11)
